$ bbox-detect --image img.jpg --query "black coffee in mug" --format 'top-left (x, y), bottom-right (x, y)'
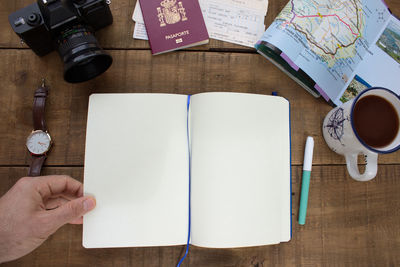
top-left (324, 88), bottom-right (400, 181)
top-left (353, 95), bottom-right (399, 148)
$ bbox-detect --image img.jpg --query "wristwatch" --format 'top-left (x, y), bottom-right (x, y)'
top-left (26, 80), bottom-right (52, 177)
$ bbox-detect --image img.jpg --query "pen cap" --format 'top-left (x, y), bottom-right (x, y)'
top-left (303, 137), bottom-right (314, 171)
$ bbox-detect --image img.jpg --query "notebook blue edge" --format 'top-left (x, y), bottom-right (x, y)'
top-left (289, 99), bottom-right (292, 238)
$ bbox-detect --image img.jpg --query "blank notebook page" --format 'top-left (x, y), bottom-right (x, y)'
top-left (189, 92), bottom-right (291, 248)
top-left (83, 94), bottom-right (189, 248)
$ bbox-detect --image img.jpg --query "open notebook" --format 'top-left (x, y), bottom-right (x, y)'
top-left (83, 92), bottom-right (291, 248)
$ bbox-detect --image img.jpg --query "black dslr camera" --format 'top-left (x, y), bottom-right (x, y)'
top-left (9, 0), bottom-right (113, 83)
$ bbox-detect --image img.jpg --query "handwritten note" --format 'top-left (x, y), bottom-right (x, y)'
top-left (133, 22), bottom-right (148, 40)
top-left (200, 0), bottom-right (267, 47)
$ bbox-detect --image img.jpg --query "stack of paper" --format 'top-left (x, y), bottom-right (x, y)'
top-left (132, 1), bottom-right (148, 40)
top-left (132, 0), bottom-right (269, 48)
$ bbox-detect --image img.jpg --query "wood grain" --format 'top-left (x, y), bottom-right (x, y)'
top-left (2, 0), bottom-right (399, 50)
top-left (1, 49), bottom-right (400, 168)
top-left (1, 166), bottom-right (399, 267)
top-left (1, 0), bottom-right (400, 266)
top-left (0, 0), bottom-right (252, 50)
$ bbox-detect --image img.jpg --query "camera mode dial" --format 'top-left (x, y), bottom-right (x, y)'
top-left (27, 13), bottom-right (41, 26)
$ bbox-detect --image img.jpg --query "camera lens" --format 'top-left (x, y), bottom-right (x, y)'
top-left (57, 25), bottom-right (112, 83)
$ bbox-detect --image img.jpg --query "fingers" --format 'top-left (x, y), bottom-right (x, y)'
top-left (44, 197), bottom-right (70, 210)
top-left (44, 196), bottom-right (96, 233)
top-left (33, 175), bottom-right (83, 200)
top-left (69, 217), bottom-right (83, 225)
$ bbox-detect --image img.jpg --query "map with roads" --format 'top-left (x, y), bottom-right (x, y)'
top-left (260, 0), bottom-right (391, 105)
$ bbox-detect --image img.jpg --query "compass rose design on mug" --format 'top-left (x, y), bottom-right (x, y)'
top-left (323, 87), bottom-right (400, 181)
top-left (325, 107), bottom-right (348, 146)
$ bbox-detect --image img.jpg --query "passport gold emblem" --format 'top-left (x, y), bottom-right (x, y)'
top-left (157, 0), bottom-right (187, 27)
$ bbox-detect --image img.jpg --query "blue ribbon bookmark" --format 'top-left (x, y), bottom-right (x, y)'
top-left (177, 95), bottom-right (192, 267)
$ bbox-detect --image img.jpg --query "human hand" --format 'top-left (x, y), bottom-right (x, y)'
top-left (0, 175), bottom-right (96, 263)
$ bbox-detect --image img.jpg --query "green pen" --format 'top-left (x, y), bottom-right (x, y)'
top-left (298, 136), bottom-right (314, 225)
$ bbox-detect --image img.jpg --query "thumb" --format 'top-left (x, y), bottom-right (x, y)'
top-left (46, 196), bottom-right (96, 232)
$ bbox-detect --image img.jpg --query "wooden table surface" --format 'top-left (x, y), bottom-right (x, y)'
top-left (1, 0), bottom-right (400, 266)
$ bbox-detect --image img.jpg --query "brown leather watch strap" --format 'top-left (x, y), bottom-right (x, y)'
top-left (28, 82), bottom-right (50, 177)
top-left (33, 85), bottom-right (48, 131)
top-left (28, 155), bottom-right (47, 177)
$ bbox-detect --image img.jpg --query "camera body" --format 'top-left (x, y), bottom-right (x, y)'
top-left (9, 0), bottom-right (113, 56)
top-left (9, 0), bottom-right (113, 83)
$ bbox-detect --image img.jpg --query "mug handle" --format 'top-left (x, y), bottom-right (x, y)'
top-left (345, 152), bottom-right (378, 181)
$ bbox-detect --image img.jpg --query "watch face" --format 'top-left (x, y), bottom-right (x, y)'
top-left (26, 130), bottom-right (52, 155)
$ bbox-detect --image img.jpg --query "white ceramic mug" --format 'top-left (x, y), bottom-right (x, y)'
top-left (322, 87), bottom-right (400, 181)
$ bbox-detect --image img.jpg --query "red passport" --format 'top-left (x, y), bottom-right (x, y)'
top-left (139, 0), bottom-right (209, 55)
